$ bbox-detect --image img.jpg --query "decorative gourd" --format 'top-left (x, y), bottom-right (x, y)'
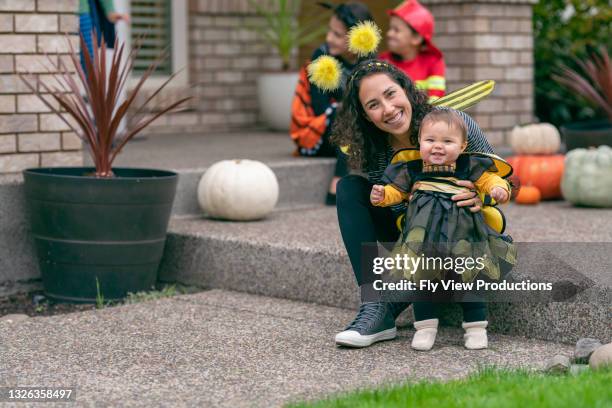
top-left (506, 155), bottom-right (565, 199)
top-left (510, 123), bottom-right (561, 155)
top-left (514, 185), bottom-right (541, 205)
top-left (198, 159), bottom-right (279, 220)
top-left (561, 145), bottom-right (612, 207)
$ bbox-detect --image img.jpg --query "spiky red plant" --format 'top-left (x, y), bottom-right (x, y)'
top-left (20, 34), bottom-right (190, 177)
top-left (553, 47), bottom-right (612, 122)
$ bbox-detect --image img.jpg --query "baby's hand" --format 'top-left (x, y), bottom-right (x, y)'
top-left (490, 186), bottom-right (509, 203)
top-left (370, 185), bottom-right (385, 205)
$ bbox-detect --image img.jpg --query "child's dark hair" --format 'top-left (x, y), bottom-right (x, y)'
top-left (420, 109), bottom-right (467, 143)
top-left (331, 60), bottom-right (432, 171)
top-left (320, 2), bottom-right (373, 29)
top-left (336, 2), bottom-right (373, 28)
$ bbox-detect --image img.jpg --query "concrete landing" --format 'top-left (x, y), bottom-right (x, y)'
top-left (0, 290), bottom-right (573, 407)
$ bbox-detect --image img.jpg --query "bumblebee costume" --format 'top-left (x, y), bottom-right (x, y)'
top-left (375, 149), bottom-right (517, 283)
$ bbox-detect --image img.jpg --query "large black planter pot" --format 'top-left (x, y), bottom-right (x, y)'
top-left (561, 120), bottom-right (612, 151)
top-left (23, 167), bottom-right (178, 303)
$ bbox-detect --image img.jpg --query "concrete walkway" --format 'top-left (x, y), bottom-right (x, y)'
top-left (0, 290), bottom-right (572, 407)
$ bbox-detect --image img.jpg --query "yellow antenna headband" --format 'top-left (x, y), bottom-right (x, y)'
top-left (307, 20), bottom-right (381, 91)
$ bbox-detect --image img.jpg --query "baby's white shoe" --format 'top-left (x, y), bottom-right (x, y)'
top-left (462, 321), bottom-right (488, 350)
top-left (411, 318), bottom-right (439, 351)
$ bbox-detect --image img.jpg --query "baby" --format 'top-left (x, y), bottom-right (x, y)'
top-left (370, 109), bottom-right (515, 351)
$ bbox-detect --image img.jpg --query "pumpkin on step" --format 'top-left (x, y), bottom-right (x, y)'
top-left (514, 185), bottom-right (541, 205)
top-left (561, 145), bottom-right (612, 207)
top-left (506, 155), bottom-right (565, 199)
top-left (198, 159), bottom-right (279, 220)
top-left (510, 123), bottom-right (561, 155)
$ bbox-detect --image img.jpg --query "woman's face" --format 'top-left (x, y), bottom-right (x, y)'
top-left (326, 15), bottom-right (349, 56)
top-left (359, 73), bottom-right (413, 137)
top-left (386, 16), bottom-right (422, 55)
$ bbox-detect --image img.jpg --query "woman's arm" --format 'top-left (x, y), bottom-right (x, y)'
top-left (452, 110), bottom-right (495, 211)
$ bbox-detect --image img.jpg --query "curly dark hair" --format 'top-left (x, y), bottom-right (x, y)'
top-left (331, 60), bottom-right (432, 171)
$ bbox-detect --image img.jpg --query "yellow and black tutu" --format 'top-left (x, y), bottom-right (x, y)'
top-left (384, 151), bottom-right (517, 283)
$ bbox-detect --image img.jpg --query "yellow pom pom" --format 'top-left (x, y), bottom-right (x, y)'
top-left (307, 55), bottom-right (342, 92)
top-left (348, 21), bottom-right (381, 57)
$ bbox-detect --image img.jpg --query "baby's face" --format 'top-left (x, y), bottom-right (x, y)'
top-left (419, 121), bottom-right (467, 165)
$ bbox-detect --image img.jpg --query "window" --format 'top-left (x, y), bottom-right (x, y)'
top-left (130, 0), bottom-right (172, 75)
top-left (114, 0), bottom-right (188, 87)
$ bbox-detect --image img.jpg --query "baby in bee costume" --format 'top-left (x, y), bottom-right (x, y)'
top-left (371, 109), bottom-right (517, 351)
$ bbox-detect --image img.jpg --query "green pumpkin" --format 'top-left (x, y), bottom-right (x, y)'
top-left (561, 145), bottom-right (612, 207)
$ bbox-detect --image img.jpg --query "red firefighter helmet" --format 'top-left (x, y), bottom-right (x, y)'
top-left (387, 0), bottom-right (442, 58)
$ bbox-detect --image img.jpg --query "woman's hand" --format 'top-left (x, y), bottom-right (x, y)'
top-left (452, 180), bottom-right (482, 212)
top-left (370, 185), bottom-right (385, 205)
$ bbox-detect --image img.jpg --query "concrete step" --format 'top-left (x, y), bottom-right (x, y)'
top-left (159, 202), bottom-right (612, 344)
top-left (0, 289), bottom-right (573, 407)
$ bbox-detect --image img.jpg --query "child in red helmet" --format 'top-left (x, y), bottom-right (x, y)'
top-left (379, 0), bottom-right (446, 102)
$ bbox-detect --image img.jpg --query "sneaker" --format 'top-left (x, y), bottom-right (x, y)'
top-left (335, 302), bottom-right (397, 348)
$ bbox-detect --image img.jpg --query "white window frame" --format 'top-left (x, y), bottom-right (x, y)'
top-left (114, 0), bottom-right (189, 89)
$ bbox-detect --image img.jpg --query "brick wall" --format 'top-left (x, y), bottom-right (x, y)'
top-left (422, 0), bottom-right (537, 147)
top-left (146, 0), bottom-right (292, 134)
top-left (0, 0), bottom-right (82, 174)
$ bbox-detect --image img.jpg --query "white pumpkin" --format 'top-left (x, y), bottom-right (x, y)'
top-left (198, 159), bottom-right (279, 220)
top-left (561, 145), bottom-right (612, 207)
top-left (510, 123), bottom-right (561, 155)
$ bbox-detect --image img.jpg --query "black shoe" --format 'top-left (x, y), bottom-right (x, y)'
top-left (325, 192), bottom-right (336, 206)
top-left (335, 302), bottom-right (397, 347)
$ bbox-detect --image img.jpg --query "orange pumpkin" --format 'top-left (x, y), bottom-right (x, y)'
top-left (515, 185), bottom-right (541, 204)
top-left (506, 155), bottom-right (565, 199)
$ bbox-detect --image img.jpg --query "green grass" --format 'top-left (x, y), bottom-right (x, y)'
top-left (125, 284), bottom-right (178, 304)
top-left (289, 366), bottom-right (612, 408)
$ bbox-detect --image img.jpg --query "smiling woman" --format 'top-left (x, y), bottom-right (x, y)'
top-left (330, 60), bottom-right (500, 349)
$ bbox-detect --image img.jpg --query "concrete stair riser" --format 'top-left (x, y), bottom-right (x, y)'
top-left (0, 158), bottom-right (335, 289)
top-left (0, 177), bottom-right (38, 289)
top-left (159, 214), bottom-right (612, 344)
top-left (172, 160), bottom-right (335, 216)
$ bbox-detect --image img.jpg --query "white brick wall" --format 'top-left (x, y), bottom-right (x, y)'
top-left (0, 0), bottom-right (81, 173)
top-left (145, 0), bottom-right (295, 134)
top-left (422, 0), bottom-right (537, 147)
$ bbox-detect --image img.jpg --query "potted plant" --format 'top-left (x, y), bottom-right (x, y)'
top-left (248, 0), bottom-right (327, 131)
top-left (19, 36), bottom-right (189, 303)
top-left (553, 46), bottom-right (612, 150)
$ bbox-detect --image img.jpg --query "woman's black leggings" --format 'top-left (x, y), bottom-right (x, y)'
top-left (336, 175), bottom-right (400, 286)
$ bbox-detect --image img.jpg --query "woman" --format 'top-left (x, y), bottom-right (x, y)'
top-left (290, 2), bottom-right (373, 205)
top-left (331, 60), bottom-right (496, 348)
